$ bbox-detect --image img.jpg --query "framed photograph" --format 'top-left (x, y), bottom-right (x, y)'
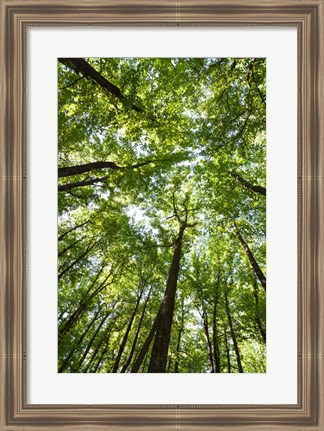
top-left (1, 1), bottom-right (323, 430)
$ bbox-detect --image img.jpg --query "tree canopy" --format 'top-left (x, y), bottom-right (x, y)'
top-left (58, 57), bottom-right (266, 373)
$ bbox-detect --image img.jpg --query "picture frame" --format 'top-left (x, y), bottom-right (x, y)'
top-left (0, 0), bottom-right (323, 429)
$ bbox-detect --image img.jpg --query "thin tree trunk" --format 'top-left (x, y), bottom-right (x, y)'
top-left (58, 220), bottom-right (88, 242)
top-left (253, 280), bottom-right (266, 343)
top-left (59, 300), bottom-right (91, 342)
top-left (130, 303), bottom-right (163, 373)
top-left (141, 350), bottom-right (150, 373)
top-left (72, 311), bottom-right (111, 372)
top-left (58, 236), bottom-right (84, 257)
top-left (250, 61), bottom-right (266, 106)
top-left (202, 310), bottom-right (215, 373)
top-left (121, 287), bottom-right (152, 373)
top-left (83, 322), bottom-right (116, 373)
top-left (111, 287), bottom-right (144, 372)
top-left (174, 299), bottom-right (184, 373)
top-left (58, 240), bottom-right (97, 280)
top-left (59, 260), bottom-right (125, 341)
top-left (229, 172), bottom-right (266, 196)
top-left (224, 328), bottom-right (231, 373)
top-left (147, 225), bottom-right (185, 373)
top-left (75, 302), bottom-right (119, 372)
top-left (225, 288), bottom-right (243, 373)
top-left (58, 308), bottom-right (100, 372)
top-left (58, 269), bottom-right (113, 340)
top-left (58, 265), bottom-right (105, 327)
top-left (212, 297), bottom-right (221, 373)
top-left (92, 340), bottom-right (110, 373)
top-left (233, 222), bottom-right (266, 291)
top-left (167, 355), bottom-right (173, 372)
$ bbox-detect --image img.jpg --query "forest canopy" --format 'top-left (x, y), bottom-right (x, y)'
top-left (58, 57), bottom-right (266, 373)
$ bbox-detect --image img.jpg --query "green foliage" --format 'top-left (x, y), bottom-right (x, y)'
top-left (58, 57), bottom-right (266, 373)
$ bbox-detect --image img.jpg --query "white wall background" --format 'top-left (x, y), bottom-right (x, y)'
top-left (27, 27), bottom-right (297, 405)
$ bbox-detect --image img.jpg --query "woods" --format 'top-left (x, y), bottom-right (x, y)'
top-left (58, 57), bottom-right (266, 373)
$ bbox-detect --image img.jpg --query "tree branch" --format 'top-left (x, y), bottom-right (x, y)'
top-left (58, 157), bottom-right (171, 180)
top-left (59, 76), bottom-right (84, 90)
top-left (58, 176), bottom-right (110, 192)
top-left (229, 171), bottom-right (266, 197)
top-left (59, 58), bottom-right (144, 113)
top-left (58, 161), bottom-right (123, 178)
top-left (250, 62), bottom-right (266, 106)
top-left (58, 220), bottom-right (89, 242)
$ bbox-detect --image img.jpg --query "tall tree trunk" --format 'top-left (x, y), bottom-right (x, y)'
top-left (121, 287), bottom-right (152, 373)
top-left (58, 259), bottom-right (125, 342)
top-left (58, 308), bottom-right (100, 372)
top-left (147, 225), bottom-right (185, 373)
top-left (58, 266), bottom-right (104, 324)
top-left (111, 287), bottom-right (144, 372)
top-left (58, 240), bottom-right (97, 279)
top-left (58, 300), bottom-right (90, 342)
top-left (224, 327), bottom-right (231, 373)
top-left (225, 288), bottom-right (243, 373)
top-left (92, 338), bottom-right (111, 373)
top-left (58, 269), bottom-right (113, 340)
top-left (131, 198), bottom-right (194, 373)
top-left (58, 236), bottom-right (84, 257)
top-left (167, 355), bottom-right (173, 372)
top-left (212, 297), bottom-right (221, 373)
top-left (130, 303), bottom-right (163, 373)
top-left (83, 322), bottom-right (116, 372)
top-left (72, 310), bottom-right (112, 372)
top-left (253, 280), bottom-right (266, 343)
top-left (202, 309), bottom-right (215, 373)
top-left (141, 351), bottom-right (150, 372)
top-left (229, 172), bottom-right (266, 196)
top-left (174, 298), bottom-right (185, 373)
top-left (233, 222), bottom-right (266, 291)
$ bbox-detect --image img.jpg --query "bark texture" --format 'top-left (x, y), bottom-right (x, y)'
top-left (111, 287), bottom-right (144, 372)
top-left (233, 222), bottom-right (266, 291)
top-left (147, 225), bottom-right (185, 372)
top-left (225, 287), bottom-right (243, 373)
top-left (230, 171), bottom-right (266, 197)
